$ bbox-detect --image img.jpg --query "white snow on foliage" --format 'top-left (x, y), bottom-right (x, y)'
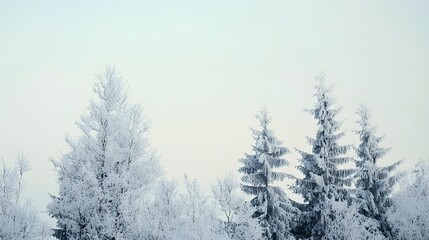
top-left (239, 108), bottom-right (298, 240)
top-left (1, 69), bottom-right (426, 240)
top-left (387, 159), bottom-right (429, 240)
top-left (48, 67), bottom-right (162, 239)
top-left (0, 155), bottom-right (50, 240)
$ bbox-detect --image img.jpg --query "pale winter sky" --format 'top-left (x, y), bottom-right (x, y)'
top-left (1, 1), bottom-right (428, 226)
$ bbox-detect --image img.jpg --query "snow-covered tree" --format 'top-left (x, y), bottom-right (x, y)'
top-left (293, 75), bottom-right (355, 239)
top-left (212, 173), bottom-right (241, 231)
top-left (354, 105), bottom-right (401, 238)
top-left (137, 175), bottom-right (231, 240)
top-left (211, 173), bottom-right (262, 240)
top-left (322, 198), bottom-right (385, 240)
top-left (0, 155), bottom-right (50, 240)
top-left (239, 108), bottom-right (297, 240)
top-left (48, 67), bottom-right (162, 239)
top-left (387, 160), bottom-right (429, 240)
top-left (179, 174), bottom-right (229, 240)
top-left (231, 201), bottom-right (264, 240)
top-left (137, 179), bottom-right (183, 240)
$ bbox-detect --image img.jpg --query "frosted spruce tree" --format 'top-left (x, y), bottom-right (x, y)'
top-left (355, 105), bottom-right (401, 238)
top-left (239, 108), bottom-right (297, 240)
top-left (293, 75), bottom-right (355, 239)
top-left (48, 67), bottom-right (162, 240)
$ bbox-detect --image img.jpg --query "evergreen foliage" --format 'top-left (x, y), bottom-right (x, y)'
top-left (239, 108), bottom-right (297, 240)
top-left (355, 105), bottom-right (401, 238)
top-left (1, 69), bottom-right (420, 240)
top-left (293, 75), bottom-right (355, 239)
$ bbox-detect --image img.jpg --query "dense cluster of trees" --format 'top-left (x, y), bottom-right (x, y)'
top-left (1, 68), bottom-right (428, 239)
top-left (0, 155), bottom-right (50, 240)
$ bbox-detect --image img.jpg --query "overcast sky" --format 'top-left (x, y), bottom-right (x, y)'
top-left (1, 0), bottom-right (428, 225)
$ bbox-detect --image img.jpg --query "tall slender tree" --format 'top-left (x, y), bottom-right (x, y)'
top-left (293, 74), bottom-right (355, 239)
top-left (354, 105), bottom-right (401, 238)
top-left (48, 67), bottom-right (162, 239)
top-left (239, 108), bottom-right (297, 240)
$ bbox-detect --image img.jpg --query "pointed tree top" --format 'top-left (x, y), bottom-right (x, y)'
top-left (315, 72), bottom-right (327, 93)
top-left (93, 66), bottom-right (128, 110)
top-left (356, 104), bottom-right (372, 125)
top-left (256, 106), bottom-right (272, 129)
top-left (313, 73), bottom-right (336, 110)
top-left (355, 105), bottom-right (383, 142)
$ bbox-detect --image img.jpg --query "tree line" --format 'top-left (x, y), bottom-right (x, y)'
top-left (1, 68), bottom-right (428, 240)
